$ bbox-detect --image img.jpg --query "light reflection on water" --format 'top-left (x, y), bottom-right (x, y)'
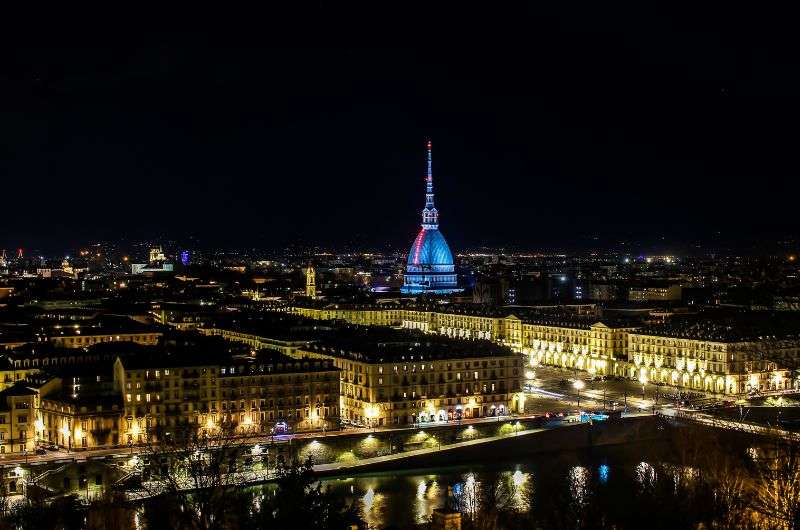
top-left (635, 461), bottom-right (656, 490)
top-left (568, 465), bottom-right (590, 507)
top-left (239, 442), bottom-right (674, 529)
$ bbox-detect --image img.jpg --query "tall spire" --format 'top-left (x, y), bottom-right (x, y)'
top-left (421, 139), bottom-right (439, 229)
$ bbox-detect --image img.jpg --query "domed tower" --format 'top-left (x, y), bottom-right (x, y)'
top-left (401, 141), bottom-right (460, 294)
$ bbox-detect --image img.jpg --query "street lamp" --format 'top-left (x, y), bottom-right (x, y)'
top-left (365, 406), bottom-right (378, 432)
top-left (573, 380), bottom-right (585, 411)
top-left (639, 374), bottom-right (648, 405)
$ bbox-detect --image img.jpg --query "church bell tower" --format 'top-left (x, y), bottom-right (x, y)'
top-left (305, 263), bottom-right (317, 299)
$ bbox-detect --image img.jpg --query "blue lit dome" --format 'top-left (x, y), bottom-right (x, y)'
top-left (406, 228), bottom-right (454, 270)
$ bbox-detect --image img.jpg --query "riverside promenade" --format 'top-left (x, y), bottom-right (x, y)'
top-left (123, 414), bottom-right (663, 501)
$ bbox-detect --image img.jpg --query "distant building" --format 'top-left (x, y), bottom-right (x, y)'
top-left (588, 283), bottom-right (617, 301)
top-left (629, 285), bottom-right (682, 302)
top-left (472, 277), bottom-right (512, 305)
top-left (149, 247), bottom-right (166, 263)
top-left (131, 262), bottom-right (174, 275)
top-left (131, 246), bottom-right (174, 274)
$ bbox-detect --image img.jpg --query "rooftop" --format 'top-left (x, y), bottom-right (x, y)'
top-left (118, 334), bottom-right (249, 370)
top-left (288, 300), bottom-right (640, 328)
top-left (633, 311), bottom-right (800, 342)
top-left (303, 325), bottom-right (515, 363)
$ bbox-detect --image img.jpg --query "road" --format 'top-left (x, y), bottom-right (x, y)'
top-left (0, 413), bottom-right (541, 468)
top-left (3, 366), bottom-right (779, 468)
top-left (522, 365), bottom-right (718, 416)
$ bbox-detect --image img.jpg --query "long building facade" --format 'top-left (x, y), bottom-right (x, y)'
top-left (283, 303), bottom-right (799, 395)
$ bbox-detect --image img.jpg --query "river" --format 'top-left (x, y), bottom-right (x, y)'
top-left (294, 440), bottom-right (675, 528)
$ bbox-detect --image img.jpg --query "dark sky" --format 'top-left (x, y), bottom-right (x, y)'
top-left (1, 4), bottom-right (798, 254)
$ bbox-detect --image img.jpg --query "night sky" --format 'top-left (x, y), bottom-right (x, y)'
top-left (1, 5), bottom-right (797, 254)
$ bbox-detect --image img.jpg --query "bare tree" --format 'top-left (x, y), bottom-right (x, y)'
top-left (138, 421), bottom-right (262, 530)
top-left (752, 438), bottom-right (800, 530)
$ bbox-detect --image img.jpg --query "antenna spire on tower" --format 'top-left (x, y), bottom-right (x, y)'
top-left (421, 139), bottom-right (438, 229)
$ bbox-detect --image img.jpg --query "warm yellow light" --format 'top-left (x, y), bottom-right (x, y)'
top-left (75, 427), bottom-right (83, 439)
top-left (130, 423), bottom-right (140, 436)
top-left (573, 380), bottom-right (585, 390)
top-left (34, 419), bottom-right (44, 431)
top-left (638, 375), bottom-right (648, 385)
top-left (60, 425), bottom-right (70, 437)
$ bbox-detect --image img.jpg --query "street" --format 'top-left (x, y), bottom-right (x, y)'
top-left (523, 365), bottom-right (718, 416)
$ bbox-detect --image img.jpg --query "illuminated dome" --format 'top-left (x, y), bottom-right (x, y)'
top-left (401, 141), bottom-right (460, 295)
top-left (407, 228), bottom-right (454, 270)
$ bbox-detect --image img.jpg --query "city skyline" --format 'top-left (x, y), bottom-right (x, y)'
top-left (3, 6), bottom-right (800, 529)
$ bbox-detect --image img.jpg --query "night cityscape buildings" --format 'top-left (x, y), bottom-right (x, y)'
top-left (1, 4), bottom-right (799, 529)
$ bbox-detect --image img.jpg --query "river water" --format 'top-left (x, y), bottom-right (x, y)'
top-left (310, 440), bottom-right (675, 529)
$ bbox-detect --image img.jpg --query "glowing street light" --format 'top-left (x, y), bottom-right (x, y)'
top-left (365, 405), bottom-right (378, 431)
top-left (639, 374), bottom-right (648, 403)
top-left (573, 380), bottom-right (585, 410)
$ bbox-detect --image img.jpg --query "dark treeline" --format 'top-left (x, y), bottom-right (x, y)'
top-left (0, 459), bottom-right (361, 530)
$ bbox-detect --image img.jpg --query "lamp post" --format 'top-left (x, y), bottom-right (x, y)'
top-left (573, 380), bottom-right (585, 411)
top-left (639, 374), bottom-right (648, 406)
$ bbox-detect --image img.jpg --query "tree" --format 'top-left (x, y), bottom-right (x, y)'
top-left (5, 494), bottom-right (85, 530)
top-left (255, 457), bottom-right (361, 530)
top-left (139, 421), bottom-right (261, 530)
top-left (85, 490), bottom-right (134, 530)
top-left (752, 438), bottom-right (800, 529)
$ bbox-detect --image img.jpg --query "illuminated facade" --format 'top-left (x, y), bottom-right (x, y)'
top-left (113, 354), bottom-right (339, 444)
top-left (282, 303), bottom-right (800, 395)
top-left (40, 397), bottom-right (122, 450)
top-left (628, 331), bottom-right (796, 394)
top-left (0, 384), bottom-right (38, 455)
top-left (401, 141), bottom-right (459, 294)
top-left (298, 339), bottom-right (523, 426)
